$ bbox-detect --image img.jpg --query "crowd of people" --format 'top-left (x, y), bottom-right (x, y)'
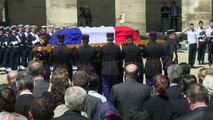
top-left (1, 20), bottom-right (213, 119)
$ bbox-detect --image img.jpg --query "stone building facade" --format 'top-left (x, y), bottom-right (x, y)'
top-left (0, 0), bottom-right (212, 34)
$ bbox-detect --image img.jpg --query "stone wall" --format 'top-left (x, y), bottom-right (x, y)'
top-left (115, 0), bottom-right (146, 34)
top-left (46, 0), bottom-right (77, 27)
top-left (8, 0), bottom-right (46, 26)
top-left (182, 0), bottom-right (212, 29)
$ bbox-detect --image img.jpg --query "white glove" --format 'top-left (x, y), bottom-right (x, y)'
top-left (3, 42), bottom-right (8, 46)
top-left (12, 41), bottom-right (18, 45)
top-left (16, 36), bottom-right (21, 43)
top-left (32, 39), bottom-right (39, 45)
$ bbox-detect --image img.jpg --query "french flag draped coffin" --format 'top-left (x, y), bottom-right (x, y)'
top-left (50, 26), bottom-right (140, 45)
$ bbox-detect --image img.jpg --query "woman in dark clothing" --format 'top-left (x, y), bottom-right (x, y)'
top-left (143, 74), bottom-right (173, 120)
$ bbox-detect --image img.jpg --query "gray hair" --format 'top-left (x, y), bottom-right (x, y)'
top-left (16, 71), bottom-right (34, 92)
top-left (167, 64), bottom-right (183, 83)
top-left (64, 86), bottom-right (87, 111)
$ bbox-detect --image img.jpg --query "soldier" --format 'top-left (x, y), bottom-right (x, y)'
top-left (206, 19), bottom-right (213, 66)
top-left (196, 21), bottom-right (207, 65)
top-left (162, 29), bottom-right (178, 76)
top-left (8, 25), bottom-right (20, 71)
top-left (27, 25), bottom-right (39, 62)
top-left (46, 25), bottom-right (54, 43)
top-left (16, 24), bottom-right (25, 70)
top-left (1, 27), bottom-right (11, 71)
top-left (75, 34), bottom-right (98, 74)
top-left (34, 32), bottom-right (50, 82)
top-left (50, 34), bottom-right (73, 79)
top-left (143, 32), bottom-right (164, 89)
top-left (40, 25), bottom-right (47, 33)
top-left (54, 26), bottom-right (60, 32)
top-left (19, 25), bottom-right (30, 70)
top-left (183, 23), bottom-right (198, 68)
top-left (122, 34), bottom-right (144, 83)
top-left (101, 32), bottom-right (122, 99)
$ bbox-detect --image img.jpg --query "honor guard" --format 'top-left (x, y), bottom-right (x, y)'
top-left (16, 24), bottom-right (25, 70)
top-left (40, 25), bottom-right (47, 33)
top-left (54, 26), bottom-right (60, 32)
top-left (34, 32), bottom-right (50, 82)
top-left (101, 32), bottom-right (122, 99)
top-left (143, 32), bottom-right (164, 89)
top-left (183, 23), bottom-right (198, 68)
top-left (162, 29), bottom-right (178, 76)
top-left (50, 34), bottom-right (73, 79)
top-left (1, 27), bottom-right (11, 71)
top-left (196, 21), bottom-right (207, 64)
top-left (75, 34), bottom-right (98, 74)
top-left (8, 25), bottom-right (20, 71)
top-left (46, 25), bottom-right (54, 43)
top-left (27, 25), bottom-right (39, 61)
top-left (122, 34), bottom-right (144, 83)
top-left (205, 19), bottom-right (213, 66)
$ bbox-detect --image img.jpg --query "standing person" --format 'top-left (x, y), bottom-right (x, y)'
top-left (101, 32), bottom-right (122, 99)
top-left (110, 64), bottom-right (150, 118)
top-left (206, 19), bottom-right (213, 66)
top-left (0, 26), bottom-right (5, 70)
top-left (75, 34), bottom-right (98, 74)
top-left (162, 29), bottom-right (178, 76)
top-left (122, 34), bottom-right (144, 83)
top-left (84, 5), bottom-right (92, 27)
top-left (9, 25), bottom-right (20, 71)
top-left (143, 32), bottom-right (164, 89)
top-left (183, 23), bottom-right (198, 68)
top-left (50, 34), bottom-right (73, 79)
top-left (160, 2), bottom-right (170, 32)
top-left (176, 84), bottom-right (213, 120)
top-left (27, 25), bottom-right (39, 62)
top-left (20, 25), bottom-right (30, 70)
top-left (170, 1), bottom-right (181, 31)
top-left (196, 21), bottom-right (207, 64)
top-left (16, 24), bottom-right (24, 70)
top-left (46, 25), bottom-right (54, 43)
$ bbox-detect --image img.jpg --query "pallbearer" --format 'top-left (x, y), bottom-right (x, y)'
top-left (101, 32), bottom-right (122, 99)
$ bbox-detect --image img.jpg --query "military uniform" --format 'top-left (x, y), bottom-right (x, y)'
top-left (50, 34), bottom-right (73, 79)
top-left (1, 27), bottom-right (10, 71)
top-left (76, 36), bottom-right (98, 74)
top-left (143, 37), bottom-right (164, 89)
top-left (101, 33), bottom-right (122, 99)
top-left (196, 26), bottom-right (206, 64)
top-left (122, 41), bottom-right (144, 83)
top-left (162, 37), bottom-right (178, 75)
top-left (9, 26), bottom-right (20, 70)
top-left (206, 24), bottom-right (213, 65)
top-left (0, 27), bottom-right (5, 69)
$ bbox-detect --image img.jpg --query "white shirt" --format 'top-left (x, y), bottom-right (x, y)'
top-left (206, 26), bottom-right (213, 36)
top-left (185, 29), bottom-right (197, 44)
top-left (88, 90), bottom-right (107, 103)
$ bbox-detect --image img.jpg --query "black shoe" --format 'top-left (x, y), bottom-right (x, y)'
top-left (198, 61), bottom-right (201, 65)
top-left (201, 61), bottom-right (205, 64)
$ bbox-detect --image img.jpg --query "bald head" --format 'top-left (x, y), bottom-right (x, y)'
top-left (124, 64), bottom-right (138, 80)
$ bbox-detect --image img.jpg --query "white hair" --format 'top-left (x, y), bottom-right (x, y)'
top-left (167, 64), bottom-right (183, 83)
top-left (64, 86), bottom-right (87, 111)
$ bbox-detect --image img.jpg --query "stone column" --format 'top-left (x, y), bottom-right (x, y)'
top-left (46, 0), bottom-right (77, 27)
top-left (115, 0), bottom-right (146, 34)
top-left (182, 0), bottom-right (212, 29)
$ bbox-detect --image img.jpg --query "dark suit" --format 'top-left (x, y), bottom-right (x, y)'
top-left (84, 95), bottom-right (102, 119)
top-left (122, 43), bottom-right (144, 83)
top-left (110, 80), bottom-right (150, 118)
top-left (15, 93), bottom-right (35, 118)
top-left (76, 44), bottom-right (98, 74)
top-left (176, 107), bottom-right (213, 120)
top-left (33, 78), bottom-right (49, 97)
top-left (101, 43), bottom-right (122, 99)
top-left (163, 38), bottom-right (178, 75)
top-left (2, 34), bottom-right (10, 68)
top-left (53, 110), bottom-right (91, 120)
top-left (143, 41), bottom-right (164, 88)
top-left (143, 94), bottom-right (173, 120)
top-left (166, 84), bottom-right (183, 100)
top-left (50, 44), bottom-right (73, 79)
top-left (207, 96), bottom-right (213, 111)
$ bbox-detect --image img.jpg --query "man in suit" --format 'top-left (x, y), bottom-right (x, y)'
top-left (0, 26), bottom-right (5, 71)
top-left (122, 34), bottom-right (144, 83)
top-left (166, 64), bottom-right (183, 100)
top-left (76, 34), bottom-right (98, 74)
top-left (50, 34), bottom-right (73, 79)
top-left (7, 71), bottom-right (18, 96)
top-left (72, 71), bottom-right (102, 119)
top-left (54, 86), bottom-right (90, 120)
top-left (101, 32), bottom-right (122, 99)
top-left (176, 83), bottom-right (213, 120)
top-left (110, 64), bottom-right (150, 118)
top-left (163, 29), bottom-right (178, 76)
top-left (28, 60), bottom-right (49, 97)
top-left (15, 71), bottom-right (35, 119)
top-left (143, 32), bottom-right (164, 89)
